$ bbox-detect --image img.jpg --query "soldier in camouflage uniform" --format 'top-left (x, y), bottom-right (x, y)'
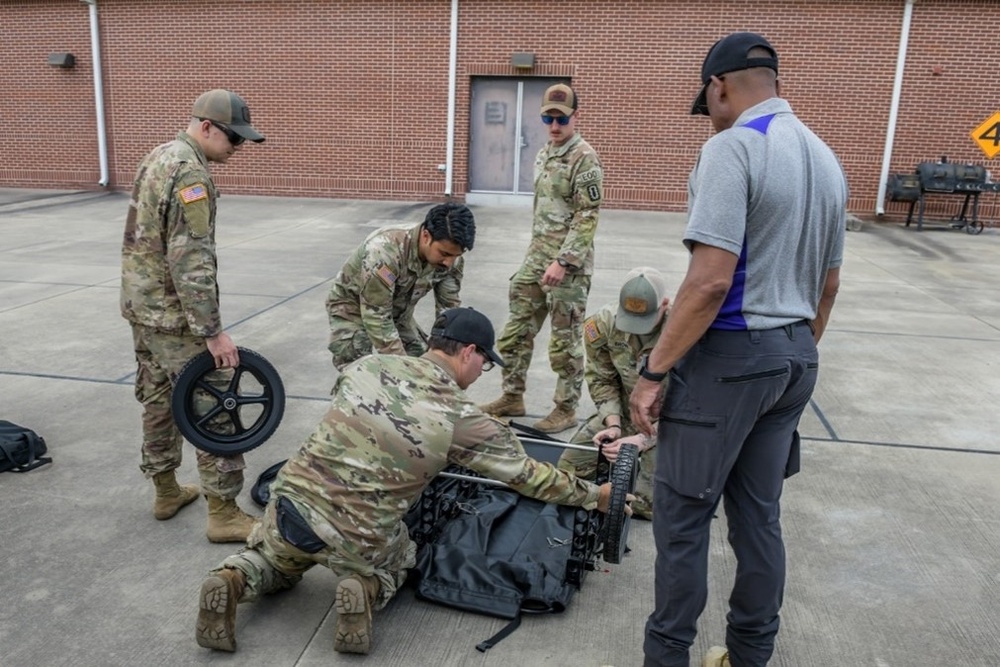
top-left (326, 203), bottom-right (474, 371)
top-left (557, 268), bottom-right (671, 519)
top-left (481, 83), bottom-right (603, 434)
top-left (121, 89), bottom-right (264, 543)
top-left (196, 307), bottom-right (623, 656)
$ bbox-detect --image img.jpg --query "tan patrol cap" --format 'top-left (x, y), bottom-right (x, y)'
top-left (540, 83), bottom-right (576, 116)
top-left (191, 89), bottom-right (265, 143)
top-left (615, 267), bottom-right (667, 335)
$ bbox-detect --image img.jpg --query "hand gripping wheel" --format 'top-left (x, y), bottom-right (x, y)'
top-left (170, 347), bottom-right (285, 456)
top-left (601, 442), bottom-right (639, 564)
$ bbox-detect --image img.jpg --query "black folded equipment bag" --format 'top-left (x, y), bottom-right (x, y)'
top-left (401, 423), bottom-right (637, 652)
top-left (403, 472), bottom-right (590, 651)
top-left (0, 420), bottom-right (52, 473)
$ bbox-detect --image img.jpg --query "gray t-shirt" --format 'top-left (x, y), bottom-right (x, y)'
top-left (685, 97), bottom-right (847, 330)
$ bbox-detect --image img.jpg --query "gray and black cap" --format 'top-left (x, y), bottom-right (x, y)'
top-left (691, 32), bottom-right (778, 116)
top-left (191, 89), bottom-right (265, 143)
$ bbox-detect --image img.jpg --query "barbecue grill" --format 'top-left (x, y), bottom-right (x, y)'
top-left (887, 158), bottom-right (998, 234)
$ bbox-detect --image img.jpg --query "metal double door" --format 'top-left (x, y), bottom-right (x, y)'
top-left (468, 77), bottom-right (568, 194)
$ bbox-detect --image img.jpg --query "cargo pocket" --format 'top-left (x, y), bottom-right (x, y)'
top-left (276, 496), bottom-right (327, 554)
top-left (660, 412), bottom-right (726, 500)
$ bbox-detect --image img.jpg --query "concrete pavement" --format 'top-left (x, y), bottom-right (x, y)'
top-left (1, 187), bottom-right (998, 666)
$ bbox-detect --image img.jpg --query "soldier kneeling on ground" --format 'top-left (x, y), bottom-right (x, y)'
top-left (557, 267), bottom-right (670, 519)
top-left (195, 307), bottom-right (629, 656)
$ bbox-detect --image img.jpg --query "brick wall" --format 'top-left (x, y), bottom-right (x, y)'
top-left (1, 0), bottom-right (998, 222)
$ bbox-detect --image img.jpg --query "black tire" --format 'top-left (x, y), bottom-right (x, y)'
top-left (171, 347), bottom-right (285, 456)
top-left (603, 443), bottom-right (639, 564)
top-left (967, 220), bottom-right (985, 235)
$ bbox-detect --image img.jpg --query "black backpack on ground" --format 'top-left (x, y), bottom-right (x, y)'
top-left (0, 421), bottom-right (52, 473)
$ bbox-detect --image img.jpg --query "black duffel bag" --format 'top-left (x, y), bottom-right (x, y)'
top-left (0, 421), bottom-right (52, 473)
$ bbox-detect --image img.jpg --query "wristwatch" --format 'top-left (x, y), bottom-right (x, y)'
top-left (638, 355), bottom-right (668, 382)
top-left (556, 258), bottom-right (570, 268)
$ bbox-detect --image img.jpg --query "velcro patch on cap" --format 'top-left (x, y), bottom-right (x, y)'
top-left (549, 90), bottom-right (568, 103)
top-left (584, 318), bottom-right (601, 342)
top-left (178, 184), bottom-right (208, 205)
top-left (376, 265), bottom-right (397, 288)
top-left (623, 297), bottom-right (649, 314)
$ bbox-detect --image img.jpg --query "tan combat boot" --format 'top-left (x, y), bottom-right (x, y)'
top-left (152, 470), bottom-right (200, 520)
top-left (479, 393), bottom-right (526, 417)
top-left (196, 568), bottom-right (246, 652)
top-left (205, 496), bottom-right (257, 543)
top-left (334, 574), bottom-right (381, 654)
top-left (702, 646), bottom-right (731, 667)
top-left (533, 406), bottom-right (576, 434)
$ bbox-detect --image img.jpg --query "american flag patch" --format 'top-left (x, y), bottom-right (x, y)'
top-left (584, 319), bottom-right (600, 342)
top-left (376, 264), bottom-right (397, 288)
top-left (179, 184), bottom-right (207, 204)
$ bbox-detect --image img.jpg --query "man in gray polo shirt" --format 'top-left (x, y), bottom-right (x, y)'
top-left (630, 32), bottom-right (847, 667)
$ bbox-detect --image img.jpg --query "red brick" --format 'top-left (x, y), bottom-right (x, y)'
top-left (0, 0), bottom-right (997, 222)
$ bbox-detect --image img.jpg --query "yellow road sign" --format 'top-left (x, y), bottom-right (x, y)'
top-left (971, 111), bottom-right (1000, 159)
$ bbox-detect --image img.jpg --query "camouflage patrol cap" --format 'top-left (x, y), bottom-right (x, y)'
top-left (431, 307), bottom-right (505, 367)
top-left (191, 89), bottom-right (265, 143)
top-left (541, 84), bottom-right (577, 116)
top-left (615, 267), bottom-right (667, 335)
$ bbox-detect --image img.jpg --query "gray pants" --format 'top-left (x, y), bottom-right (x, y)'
top-left (643, 322), bottom-right (817, 667)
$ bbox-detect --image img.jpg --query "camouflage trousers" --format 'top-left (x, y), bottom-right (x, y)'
top-left (130, 324), bottom-right (245, 500)
top-left (496, 271), bottom-right (591, 409)
top-left (556, 413), bottom-right (656, 519)
top-left (328, 318), bottom-right (426, 371)
top-left (213, 498), bottom-right (416, 609)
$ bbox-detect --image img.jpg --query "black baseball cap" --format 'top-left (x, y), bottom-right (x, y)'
top-left (191, 89), bottom-right (265, 143)
top-left (431, 307), bottom-right (505, 367)
top-left (691, 32), bottom-right (778, 116)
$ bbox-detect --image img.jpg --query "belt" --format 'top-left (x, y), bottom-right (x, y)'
top-left (705, 320), bottom-right (814, 340)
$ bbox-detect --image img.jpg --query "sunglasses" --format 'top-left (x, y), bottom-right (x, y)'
top-left (203, 119), bottom-right (245, 146)
top-left (476, 347), bottom-right (495, 372)
top-left (541, 114), bottom-right (572, 126)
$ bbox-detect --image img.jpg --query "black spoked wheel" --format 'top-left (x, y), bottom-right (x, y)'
top-left (603, 443), bottom-right (639, 564)
top-left (171, 347), bottom-right (285, 456)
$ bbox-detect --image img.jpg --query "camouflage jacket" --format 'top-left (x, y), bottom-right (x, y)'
top-left (120, 131), bottom-right (222, 337)
top-left (523, 133), bottom-right (604, 277)
top-left (326, 223), bottom-right (463, 355)
top-left (583, 301), bottom-right (665, 434)
top-left (272, 353), bottom-right (600, 559)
